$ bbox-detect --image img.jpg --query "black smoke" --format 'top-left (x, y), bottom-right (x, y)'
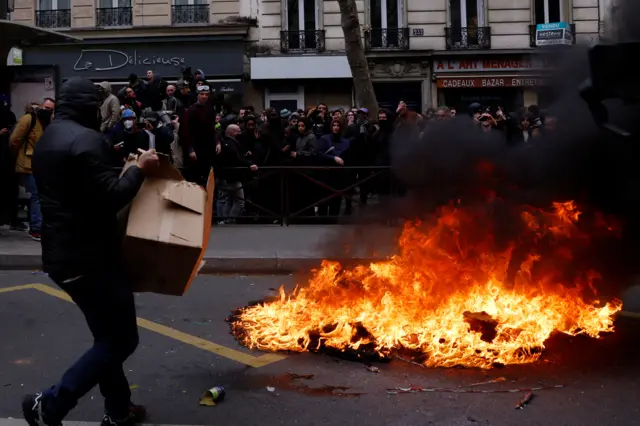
top-left (382, 5), bottom-right (640, 295)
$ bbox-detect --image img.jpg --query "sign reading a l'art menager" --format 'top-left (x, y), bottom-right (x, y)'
top-left (535, 22), bottom-right (574, 47)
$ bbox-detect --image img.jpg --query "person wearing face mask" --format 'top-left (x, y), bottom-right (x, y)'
top-left (9, 97), bottom-right (55, 241)
top-left (107, 109), bottom-right (141, 165)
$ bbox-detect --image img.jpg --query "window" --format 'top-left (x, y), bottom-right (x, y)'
top-left (284, 0), bottom-right (318, 32)
top-left (367, 0), bottom-right (406, 48)
top-left (534, 0), bottom-right (565, 24)
top-left (370, 0), bottom-right (403, 29)
top-left (98, 0), bottom-right (130, 7)
top-left (447, 0), bottom-right (488, 48)
top-left (265, 86), bottom-right (304, 112)
top-left (450, 0), bottom-right (485, 29)
top-left (283, 0), bottom-right (320, 50)
top-left (174, 0), bottom-right (205, 5)
top-left (38, 0), bottom-right (70, 10)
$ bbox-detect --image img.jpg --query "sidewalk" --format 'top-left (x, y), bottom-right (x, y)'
top-left (0, 225), bottom-right (400, 273)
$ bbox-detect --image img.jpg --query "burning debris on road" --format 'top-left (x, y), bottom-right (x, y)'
top-left (231, 201), bottom-right (622, 369)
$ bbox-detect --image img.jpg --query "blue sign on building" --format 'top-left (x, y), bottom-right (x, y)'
top-left (535, 22), bottom-right (573, 46)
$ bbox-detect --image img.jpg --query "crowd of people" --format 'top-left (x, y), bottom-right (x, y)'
top-left (0, 65), bottom-right (560, 234)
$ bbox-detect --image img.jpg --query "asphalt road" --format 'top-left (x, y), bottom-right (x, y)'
top-left (0, 271), bottom-right (639, 426)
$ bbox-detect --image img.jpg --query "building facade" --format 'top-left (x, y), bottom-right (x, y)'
top-left (249, 0), bottom-right (602, 113)
top-left (7, 0), bottom-right (250, 110)
top-left (7, 0), bottom-right (604, 112)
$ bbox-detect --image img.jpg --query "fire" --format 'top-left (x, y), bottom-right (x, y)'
top-left (232, 201), bottom-right (623, 369)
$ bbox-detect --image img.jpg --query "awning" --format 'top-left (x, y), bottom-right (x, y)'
top-left (1, 19), bottom-right (82, 60)
top-left (251, 55), bottom-right (352, 80)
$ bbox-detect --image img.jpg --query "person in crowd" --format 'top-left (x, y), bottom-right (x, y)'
top-left (24, 76), bottom-right (160, 426)
top-left (0, 94), bottom-right (20, 229)
top-left (9, 97), bottom-right (55, 241)
top-left (175, 79), bottom-right (196, 109)
top-left (308, 103), bottom-right (331, 137)
top-left (215, 124), bottom-right (259, 224)
top-left (137, 110), bottom-right (174, 156)
top-left (180, 84), bottom-right (220, 186)
top-left (478, 112), bottom-right (498, 133)
top-left (435, 106), bottom-right (451, 121)
top-left (316, 119), bottom-right (350, 219)
top-left (120, 87), bottom-right (142, 118)
top-left (162, 85), bottom-right (184, 116)
top-left (144, 73), bottom-right (167, 112)
top-left (107, 109), bottom-right (141, 164)
top-left (97, 82), bottom-right (120, 133)
top-left (118, 73), bottom-right (147, 106)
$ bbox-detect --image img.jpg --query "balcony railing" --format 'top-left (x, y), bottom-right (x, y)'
top-left (96, 7), bottom-right (132, 27)
top-left (280, 30), bottom-right (326, 53)
top-left (172, 4), bottom-right (209, 25)
top-left (365, 27), bottom-right (410, 51)
top-left (35, 9), bottom-right (70, 28)
top-left (529, 23), bottom-right (576, 47)
top-left (445, 26), bottom-right (491, 50)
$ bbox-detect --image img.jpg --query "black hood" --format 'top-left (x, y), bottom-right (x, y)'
top-left (55, 77), bottom-right (102, 129)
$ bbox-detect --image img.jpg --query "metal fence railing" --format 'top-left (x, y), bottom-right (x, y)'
top-left (116, 165), bottom-right (402, 226)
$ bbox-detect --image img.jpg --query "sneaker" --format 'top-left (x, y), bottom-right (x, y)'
top-left (22, 393), bottom-right (62, 426)
top-left (29, 232), bottom-right (41, 242)
top-left (101, 403), bottom-right (147, 426)
top-left (10, 222), bottom-right (29, 232)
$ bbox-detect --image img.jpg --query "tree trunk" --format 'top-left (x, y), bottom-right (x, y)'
top-left (336, 0), bottom-right (378, 119)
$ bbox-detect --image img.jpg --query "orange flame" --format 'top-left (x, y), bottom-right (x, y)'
top-left (233, 201), bottom-right (623, 369)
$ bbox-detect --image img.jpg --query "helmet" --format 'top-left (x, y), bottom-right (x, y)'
top-left (122, 109), bottom-right (136, 119)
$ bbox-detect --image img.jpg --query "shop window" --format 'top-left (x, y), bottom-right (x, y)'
top-left (265, 86), bottom-right (304, 113)
top-left (534, 0), bottom-right (569, 24)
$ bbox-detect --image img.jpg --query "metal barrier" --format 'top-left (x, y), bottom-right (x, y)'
top-left (113, 165), bottom-right (401, 225)
top-left (212, 166), bottom-right (400, 225)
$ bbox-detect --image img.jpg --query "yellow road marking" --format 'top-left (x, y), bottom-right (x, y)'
top-left (0, 284), bottom-right (37, 293)
top-left (1, 283), bottom-right (286, 368)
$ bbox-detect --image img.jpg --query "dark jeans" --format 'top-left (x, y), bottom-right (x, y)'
top-left (41, 270), bottom-right (139, 421)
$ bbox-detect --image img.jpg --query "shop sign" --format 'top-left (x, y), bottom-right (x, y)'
top-left (24, 41), bottom-right (244, 79)
top-left (535, 22), bottom-right (573, 46)
top-left (437, 77), bottom-right (548, 89)
top-left (434, 58), bottom-right (550, 73)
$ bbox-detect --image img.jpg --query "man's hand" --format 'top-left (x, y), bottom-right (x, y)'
top-left (0, 128), bottom-right (8, 135)
top-left (137, 148), bottom-right (160, 172)
top-left (290, 151), bottom-right (297, 158)
top-left (250, 164), bottom-right (258, 172)
top-left (282, 145), bottom-right (290, 152)
top-left (334, 156), bottom-right (344, 165)
top-left (215, 144), bottom-right (222, 155)
top-left (189, 151), bottom-right (197, 161)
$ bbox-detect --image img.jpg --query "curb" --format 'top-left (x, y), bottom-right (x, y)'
top-left (0, 254), bottom-right (384, 274)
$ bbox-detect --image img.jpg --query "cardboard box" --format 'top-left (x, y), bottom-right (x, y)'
top-left (121, 156), bottom-right (214, 296)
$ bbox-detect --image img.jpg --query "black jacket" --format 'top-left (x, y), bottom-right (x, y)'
top-left (216, 135), bottom-right (253, 182)
top-left (32, 77), bottom-right (145, 279)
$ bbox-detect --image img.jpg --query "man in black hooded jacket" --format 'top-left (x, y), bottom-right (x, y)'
top-left (23, 77), bottom-right (160, 426)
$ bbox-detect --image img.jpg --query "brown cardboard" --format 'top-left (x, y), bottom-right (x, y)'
top-left (121, 155), bottom-right (214, 296)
